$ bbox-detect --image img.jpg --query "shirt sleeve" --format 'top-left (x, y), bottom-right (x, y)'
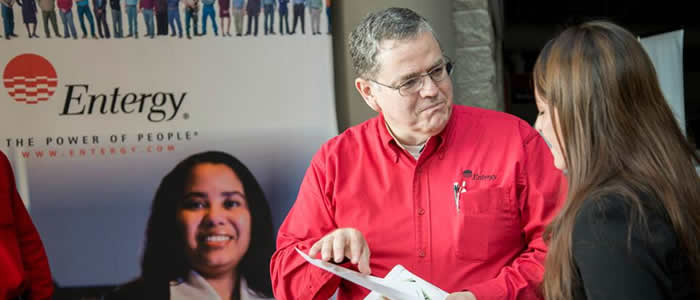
top-left (269, 151), bottom-right (343, 300)
top-left (1, 154), bottom-right (54, 300)
top-left (571, 197), bottom-right (670, 300)
top-left (465, 122), bottom-right (567, 300)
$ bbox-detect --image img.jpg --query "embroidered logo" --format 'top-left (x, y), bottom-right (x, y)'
top-left (463, 169), bottom-right (497, 181)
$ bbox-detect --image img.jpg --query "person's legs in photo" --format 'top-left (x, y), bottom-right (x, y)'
top-left (263, 3), bottom-right (273, 35)
top-left (168, 7), bottom-right (176, 36)
top-left (143, 8), bottom-right (154, 37)
top-left (244, 11), bottom-right (251, 35)
top-left (298, 4), bottom-right (304, 34)
top-left (232, 7), bottom-right (242, 36)
top-left (233, 7), bottom-right (242, 36)
top-left (311, 7), bottom-right (319, 34)
top-left (290, 3), bottom-right (300, 34)
top-left (201, 3), bottom-right (215, 36)
top-left (59, 9), bottom-right (77, 38)
top-left (24, 22), bottom-right (32, 38)
top-left (42, 10), bottom-right (51, 37)
top-left (325, 5), bottom-right (329, 34)
top-left (77, 3), bottom-right (97, 38)
top-left (49, 10), bottom-right (61, 37)
top-left (77, 5), bottom-right (88, 37)
top-left (191, 9), bottom-right (197, 35)
top-left (59, 9), bottom-right (69, 37)
top-left (111, 8), bottom-right (122, 37)
top-left (173, 7), bottom-right (182, 37)
top-left (95, 8), bottom-right (110, 38)
top-left (1, 5), bottom-right (11, 39)
top-left (184, 6), bottom-right (192, 38)
top-left (125, 4), bottom-right (136, 37)
top-left (250, 13), bottom-right (257, 36)
top-left (218, 14), bottom-right (228, 37)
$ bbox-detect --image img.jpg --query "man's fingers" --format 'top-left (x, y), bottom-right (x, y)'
top-left (358, 244), bottom-right (371, 274)
top-left (310, 228), bottom-right (370, 270)
top-left (321, 237), bottom-right (333, 261)
top-left (348, 230), bottom-right (362, 264)
top-left (332, 232), bottom-right (346, 263)
top-left (308, 240), bottom-right (322, 258)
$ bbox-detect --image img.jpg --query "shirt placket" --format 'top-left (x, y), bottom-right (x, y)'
top-left (413, 147), bottom-right (433, 278)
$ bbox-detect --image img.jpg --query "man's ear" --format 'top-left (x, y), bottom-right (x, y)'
top-left (355, 77), bottom-right (381, 113)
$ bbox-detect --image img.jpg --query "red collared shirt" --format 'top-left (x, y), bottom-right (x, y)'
top-left (0, 152), bottom-right (54, 300)
top-left (271, 105), bottom-right (566, 300)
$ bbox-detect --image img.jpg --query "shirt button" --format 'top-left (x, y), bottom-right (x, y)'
top-left (417, 208), bottom-right (425, 215)
top-left (418, 249), bottom-right (425, 257)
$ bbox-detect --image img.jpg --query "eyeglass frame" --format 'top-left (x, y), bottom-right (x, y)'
top-left (367, 57), bottom-right (454, 96)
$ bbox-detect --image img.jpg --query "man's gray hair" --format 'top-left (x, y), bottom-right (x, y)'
top-left (348, 7), bottom-right (439, 79)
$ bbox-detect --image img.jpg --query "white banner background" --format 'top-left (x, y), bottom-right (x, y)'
top-left (1, 30), bottom-right (336, 286)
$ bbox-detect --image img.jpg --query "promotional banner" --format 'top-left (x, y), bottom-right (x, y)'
top-left (1, 0), bottom-right (336, 289)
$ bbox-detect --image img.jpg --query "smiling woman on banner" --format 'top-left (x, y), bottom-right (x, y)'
top-left (534, 21), bottom-right (700, 300)
top-left (109, 151), bottom-right (275, 300)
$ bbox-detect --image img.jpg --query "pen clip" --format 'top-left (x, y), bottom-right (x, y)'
top-left (453, 182), bottom-right (460, 213)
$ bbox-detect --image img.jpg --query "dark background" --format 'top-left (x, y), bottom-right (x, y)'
top-left (503, 0), bottom-right (699, 149)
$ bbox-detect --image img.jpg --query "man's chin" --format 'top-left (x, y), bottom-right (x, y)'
top-left (420, 116), bottom-right (450, 135)
top-left (428, 106), bottom-right (451, 126)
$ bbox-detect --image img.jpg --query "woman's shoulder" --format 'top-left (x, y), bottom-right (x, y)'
top-left (571, 191), bottom-right (697, 299)
top-left (573, 191), bottom-right (678, 256)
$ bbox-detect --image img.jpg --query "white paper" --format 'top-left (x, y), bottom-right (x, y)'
top-left (295, 248), bottom-right (448, 300)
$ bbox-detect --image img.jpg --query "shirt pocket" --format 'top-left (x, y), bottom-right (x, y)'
top-left (453, 187), bottom-right (512, 261)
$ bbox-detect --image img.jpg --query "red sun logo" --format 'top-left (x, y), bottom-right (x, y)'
top-left (3, 54), bottom-right (58, 104)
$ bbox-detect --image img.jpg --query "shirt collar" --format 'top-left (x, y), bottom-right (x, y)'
top-left (170, 271), bottom-right (270, 300)
top-left (170, 271), bottom-right (221, 300)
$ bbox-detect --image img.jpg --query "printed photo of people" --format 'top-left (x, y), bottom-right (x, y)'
top-left (0, 0), bottom-right (330, 39)
top-left (106, 151), bottom-right (276, 300)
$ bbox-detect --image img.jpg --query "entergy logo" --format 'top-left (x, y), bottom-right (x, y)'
top-left (3, 54), bottom-right (58, 104)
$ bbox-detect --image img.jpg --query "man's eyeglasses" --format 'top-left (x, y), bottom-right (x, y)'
top-left (370, 60), bottom-right (454, 96)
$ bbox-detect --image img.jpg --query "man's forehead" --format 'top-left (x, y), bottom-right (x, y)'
top-left (374, 34), bottom-right (443, 79)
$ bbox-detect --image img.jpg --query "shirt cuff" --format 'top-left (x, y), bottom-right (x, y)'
top-left (304, 262), bottom-right (341, 300)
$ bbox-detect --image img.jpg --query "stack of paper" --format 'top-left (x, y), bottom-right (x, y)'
top-left (295, 248), bottom-right (448, 300)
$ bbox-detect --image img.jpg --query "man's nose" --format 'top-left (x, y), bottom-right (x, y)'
top-left (419, 75), bottom-right (440, 97)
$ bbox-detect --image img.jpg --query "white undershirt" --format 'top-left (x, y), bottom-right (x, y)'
top-left (385, 120), bottom-right (427, 160)
top-left (402, 143), bottom-right (426, 160)
top-left (170, 271), bottom-right (274, 300)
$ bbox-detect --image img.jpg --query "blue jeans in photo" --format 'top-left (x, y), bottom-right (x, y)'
top-left (125, 4), bottom-right (137, 36)
top-left (2, 4), bottom-right (16, 36)
top-left (59, 9), bottom-right (77, 38)
top-left (200, 3), bottom-right (216, 35)
top-left (184, 7), bottom-right (197, 36)
top-left (167, 7), bottom-right (182, 37)
top-left (142, 8), bottom-right (154, 37)
top-left (111, 8), bottom-right (123, 37)
top-left (77, 4), bottom-right (96, 37)
top-left (263, 4), bottom-right (273, 34)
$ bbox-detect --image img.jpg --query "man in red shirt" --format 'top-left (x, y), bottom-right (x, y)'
top-left (0, 151), bottom-right (53, 300)
top-left (270, 7), bottom-right (566, 300)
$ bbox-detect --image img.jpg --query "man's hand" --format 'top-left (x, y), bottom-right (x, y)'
top-left (446, 292), bottom-right (477, 300)
top-left (308, 228), bottom-right (371, 274)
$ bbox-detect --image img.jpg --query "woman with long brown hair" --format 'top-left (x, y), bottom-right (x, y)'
top-left (534, 21), bottom-right (700, 299)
